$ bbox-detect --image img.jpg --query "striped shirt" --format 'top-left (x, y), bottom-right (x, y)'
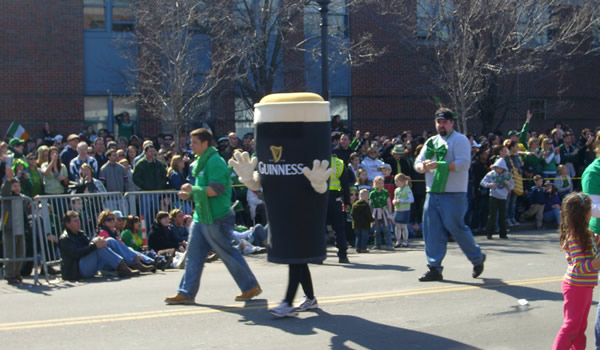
top-left (563, 233), bottom-right (600, 287)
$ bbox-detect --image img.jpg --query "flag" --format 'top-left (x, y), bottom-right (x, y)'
top-left (6, 121), bottom-right (30, 140)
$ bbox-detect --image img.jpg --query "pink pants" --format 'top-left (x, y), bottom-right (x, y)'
top-left (552, 281), bottom-right (594, 350)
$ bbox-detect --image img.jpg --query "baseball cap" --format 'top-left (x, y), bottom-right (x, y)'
top-left (378, 163), bottom-right (392, 171)
top-left (434, 110), bottom-right (455, 120)
top-left (142, 140), bottom-right (154, 151)
top-left (67, 134), bottom-right (80, 142)
top-left (507, 130), bottom-right (518, 137)
top-left (113, 210), bottom-right (124, 219)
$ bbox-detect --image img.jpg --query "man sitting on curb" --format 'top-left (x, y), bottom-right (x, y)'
top-left (59, 211), bottom-right (141, 281)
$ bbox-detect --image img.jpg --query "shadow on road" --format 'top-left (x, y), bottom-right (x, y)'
top-left (440, 277), bottom-right (563, 302)
top-left (199, 302), bottom-right (480, 350)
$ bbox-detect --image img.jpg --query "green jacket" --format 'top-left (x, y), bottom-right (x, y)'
top-left (191, 152), bottom-right (232, 222)
top-left (132, 157), bottom-right (167, 190)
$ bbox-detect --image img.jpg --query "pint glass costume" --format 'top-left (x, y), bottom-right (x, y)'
top-left (229, 93), bottom-right (332, 264)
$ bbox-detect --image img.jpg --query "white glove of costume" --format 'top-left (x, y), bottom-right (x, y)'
top-left (302, 159), bottom-right (335, 194)
top-left (228, 151), bottom-right (261, 191)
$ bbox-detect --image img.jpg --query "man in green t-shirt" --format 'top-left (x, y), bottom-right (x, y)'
top-left (165, 128), bottom-right (261, 305)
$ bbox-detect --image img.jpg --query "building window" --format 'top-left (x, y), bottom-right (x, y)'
top-left (112, 0), bottom-right (134, 32)
top-left (517, 4), bottom-right (551, 48)
top-left (84, 96), bottom-right (138, 134)
top-left (528, 99), bottom-right (546, 120)
top-left (84, 0), bottom-right (134, 32)
top-left (330, 96), bottom-right (349, 120)
top-left (234, 98), bottom-right (254, 136)
top-left (84, 96), bottom-right (109, 132)
top-left (304, 0), bottom-right (349, 39)
top-left (416, 0), bottom-right (454, 41)
top-left (84, 0), bottom-right (106, 30)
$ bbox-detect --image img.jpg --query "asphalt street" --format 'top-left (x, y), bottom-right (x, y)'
top-left (0, 229), bottom-right (591, 349)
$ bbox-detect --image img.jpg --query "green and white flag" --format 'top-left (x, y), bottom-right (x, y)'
top-left (6, 121), bottom-right (29, 140)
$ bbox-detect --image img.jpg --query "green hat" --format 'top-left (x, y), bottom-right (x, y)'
top-left (507, 130), bottom-right (518, 137)
top-left (9, 138), bottom-right (25, 147)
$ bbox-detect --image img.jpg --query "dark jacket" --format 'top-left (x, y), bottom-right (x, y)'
top-left (385, 156), bottom-right (413, 178)
top-left (351, 199), bottom-right (374, 229)
top-left (132, 157), bottom-right (167, 190)
top-left (528, 186), bottom-right (546, 205)
top-left (58, 229), bottom-right (97, 281)
top-left (148, 223), bottom-right (181, 252)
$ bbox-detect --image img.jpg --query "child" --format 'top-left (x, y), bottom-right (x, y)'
top-left (379, 163), bottom-right (395, 198)
top-left (520, 175), bottom-right (546, 230)
top-left (351, 189), bottom-right (374, 253)
top-left (355, 168), bottom-right (372, 192)
top-left (369, 176), bottom-right (393, 250)
top-left (553, 192), bottom-right (599, 349)
top-left (393, 173), bottom-right (414, 247)
top-left (554, 164), bottom-right (573, 199)
top-left (480, 158), bottom-right (514, 239)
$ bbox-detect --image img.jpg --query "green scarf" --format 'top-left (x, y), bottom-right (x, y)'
top-left (191, 146), bottom-right (218, 224)
top-left (424, 137), bottom-right (449, 193)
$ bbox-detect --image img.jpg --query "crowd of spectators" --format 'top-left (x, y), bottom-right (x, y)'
top-left (1, 111), bottom-right (599, 282)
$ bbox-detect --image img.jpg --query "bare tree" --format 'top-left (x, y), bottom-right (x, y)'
top-left (120, 0), bottom-right (242, 151)
top-left (378, 0), bottom-right (600, 133)
top-left (119, 0), bottom-right (382, 142)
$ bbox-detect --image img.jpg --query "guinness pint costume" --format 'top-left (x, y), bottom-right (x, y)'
top-left (229, 92), bottom-right (334, 317)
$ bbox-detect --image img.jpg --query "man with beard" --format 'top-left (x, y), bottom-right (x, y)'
top-left (414, 108), bottom-right (486, 282)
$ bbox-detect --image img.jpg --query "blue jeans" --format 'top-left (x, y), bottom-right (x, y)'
top-left (355, 228), bottom-right (370, 250)
top-left (78, 242), bottom-right (124, 278)
top-left (104, 238), bottom-right (154, 265)
top-left (373, 218), bottom-right (392, 247)
top-left (543, 209), bottom-right (560, 223)
top-left (506, 192), bottom-right (518, 221)
top-left (422, 193), bottom-right (484, 273)
top-left (177, 214), bottom-right (258, 299)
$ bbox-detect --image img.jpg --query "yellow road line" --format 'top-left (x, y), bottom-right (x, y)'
top-left (0, 275), bottom-right (563, 331)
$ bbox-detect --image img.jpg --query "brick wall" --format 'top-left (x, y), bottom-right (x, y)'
top-left (0, 1), bottom-right (84, 140)
top-left (349, 2), bottom-right (600, 138)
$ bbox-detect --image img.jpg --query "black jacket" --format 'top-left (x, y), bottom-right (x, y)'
top-left (148, 223), bottom-right (181, 252)
top-left (58, 229), bottom-right (97, 281)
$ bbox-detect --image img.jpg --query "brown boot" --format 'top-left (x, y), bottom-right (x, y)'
top-left (117, 260), bottom-right (140, 278)
top-left (235, 284), bottom-right (262, 301)
top-left (130, 261), bottom-right (156, 273)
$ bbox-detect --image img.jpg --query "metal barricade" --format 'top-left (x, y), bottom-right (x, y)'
top-left (1, 195), bottom-right (40, 285)
top-left (35, 192), bottom-right (125, 282)
top-left (123, 190), bottom-right (193, 230)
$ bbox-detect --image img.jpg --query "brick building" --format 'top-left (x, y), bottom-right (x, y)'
top-left (1, 1), bottom-right (599, 142)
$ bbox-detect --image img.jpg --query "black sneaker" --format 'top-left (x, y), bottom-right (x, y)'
top-left (472, 254), bottom-right (486, 278)
top-left (338, 256), bottom-right (350, 264)
top-left (418, 266), bottom-right (443, 282)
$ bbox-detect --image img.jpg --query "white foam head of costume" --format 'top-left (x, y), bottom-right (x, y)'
top-left (254, 92), bottom-right (330, 124)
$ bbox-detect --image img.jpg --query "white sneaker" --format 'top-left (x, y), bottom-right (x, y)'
top-left (268, 301), bottom-right (298, 318)
top-left (296, 296), bottom-right (319, 312)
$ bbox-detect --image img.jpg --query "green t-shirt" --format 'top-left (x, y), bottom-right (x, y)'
top-left (369, 188), bottom-right (389, 209)
top-left (582, 158), bottom-right (600, 234)
top-left (191, 153), bottom-right (232, 222)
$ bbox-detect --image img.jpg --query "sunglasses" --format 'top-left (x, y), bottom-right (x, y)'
top-left (105, 217), bottom-right (115, 222)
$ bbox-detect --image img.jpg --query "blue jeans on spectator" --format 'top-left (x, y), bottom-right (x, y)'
top-left (373, 218), bottom-right (392, 247)
top-left (78, 242), bottom-right (124, 278)
top-left (543, 208), bottom-right (560, 224)
top-left (107, 238), bottom-right (154, 265)
top-left (422, 193), bottom-right (484, 273)
top-left (355, 228), bottom-right (370, 250)
top-left (506, 192), bottom-right (518, 221)
top-left (177, 213), bottom-right (258, 299)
